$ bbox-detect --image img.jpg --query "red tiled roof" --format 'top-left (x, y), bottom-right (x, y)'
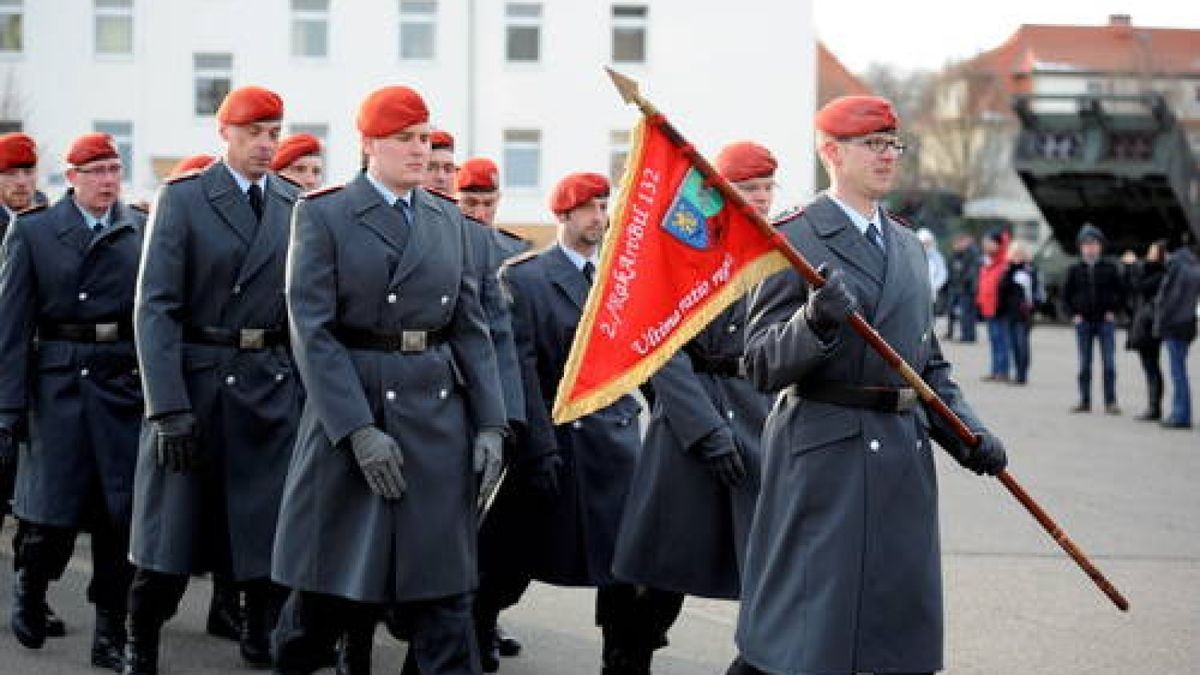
top-left (818, 42), bottom-right (873, 104)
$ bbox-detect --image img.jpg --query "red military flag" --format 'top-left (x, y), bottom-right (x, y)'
top-left (552, 113), bottom-right (789, 423)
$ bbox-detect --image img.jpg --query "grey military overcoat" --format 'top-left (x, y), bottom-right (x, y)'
top-left (271, 175), bottom-right (505, 604)
top-left (131, 162), bottom-right (303, 581)
top-left (612, 299), bottom-right (769, 600)
top-left (0, 195), bottom-right (145, 527)
top-left (735, 195), bottom-right (989, 675)
top-left (496, 245), bottom-right (642, 587)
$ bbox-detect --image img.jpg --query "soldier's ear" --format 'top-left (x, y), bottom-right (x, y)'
top-left (218, 124), bottom-right (232, 145)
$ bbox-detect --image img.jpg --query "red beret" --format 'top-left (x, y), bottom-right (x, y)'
top-left (216, 86), bottom-right (284, 125)
top-left (549, 172), bottom-right (610, 215)
top-left (815, 95), bottom-right (899, 137)
top-left (66, 132), bottom-right (120, 167)
top-left (431, 130), bottom-right (455, 151)
top-left (270, 133), bottom-right (322, 171)
top-left (715, 141), bottom-right (777, 182)
top-left (0, 132), bottom-right (37, 170)
top-left (455, 157), bottom-right (499, 192)
top-left (168, 153), bottom-right (215, 178)
top-left (357, 86), bottom-right (430, 138)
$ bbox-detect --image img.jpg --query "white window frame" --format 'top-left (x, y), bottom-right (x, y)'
top-left (193, 52), bottom-right (233, 117)
top-left (94, 0), bottom-right (133, 57)
top-left (609, 129), bottom-right (631, 183)
top-left (611, 4), bottom-right (647, 64)
top-left (505, 3), bottom-right (541, 64)
top-left (291, 0), bottom-right (329, 59)
top-left (399, 0), bottom-right (437, 61)
top-left (503, 129), bottom-right (541, 189)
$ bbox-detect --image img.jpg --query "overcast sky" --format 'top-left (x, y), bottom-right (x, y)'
top-left (814, 0), bottom-right (1200, 74)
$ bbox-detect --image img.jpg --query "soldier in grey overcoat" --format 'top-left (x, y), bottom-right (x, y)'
top-left (270, 85), bottom-right (505, 675)
top-left (0, 133), bottom-right (144, 669)
top-left (726, 97), bottom-right (1008, 675)
top-left (498, 172), bottom-right (681, 675)
top-left (613, 141), bottom-right (780, 605)
top-left (127, 86), bottom-right (302, 673)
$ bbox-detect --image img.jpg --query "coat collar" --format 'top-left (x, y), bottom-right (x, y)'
top-left (232, 172), bottom-right (298, 289)
top-left (545, 244), bottom-right (592, 310)
top-left (807, 194), bottom-right (885, 285)
top-left (201, 160), bottom-right (258, 244)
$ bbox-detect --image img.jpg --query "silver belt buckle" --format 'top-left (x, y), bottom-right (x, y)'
top-left (401, 330), bottom-right (427, 352)
top-left (95, 323), bottom-right (119, 343)
top-left (239, 328), bottom-right (266, 350)
top-left (896, 388), bottom-right (918, 412)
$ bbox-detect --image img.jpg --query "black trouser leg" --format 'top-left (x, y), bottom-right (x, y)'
top-left (11, 521), bottom-right (76, 649)
top-left (273, 590), bottom-right (360, 674)
top-left (207, 572), bottom-right (243, 641)
top-left (1137, 344), bottom-right (1164, 417)
top-left (397, 593), bottom-right (480, 675)
top-left (725, 656), bottom-right (768, 675)
top-left (86, 513), bottom-right (134, 670)
top-left (596, 584), bottom-right (686, 675)
top-left (338, 604), bottom-right (379, 675)
top-left (473, 571), bottom-right (531, 671)
top-left (125, 568), bottom-right (188, 675)
top-left (241, 578), bottom-right (287, 668)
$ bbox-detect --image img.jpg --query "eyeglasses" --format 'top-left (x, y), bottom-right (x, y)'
top-left (74, 163), bottom-right (123, 176)
top-left (841, 136), bottom-right (906, 156)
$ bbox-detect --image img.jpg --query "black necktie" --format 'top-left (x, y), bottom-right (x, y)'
top-left (92, 220), bottom-right (104, 234)
top-left (247, 183), bottom-right (264, 222)
top-left (865, 222), bottom-right (884, 252)
top-left (582, 261), bottom-right (596, 285)
top-left (394, 198), bottom-right (411, 228)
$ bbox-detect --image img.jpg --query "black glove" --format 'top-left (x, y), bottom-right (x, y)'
top-left (153, 412), bottom-right (201, 473)
top-left (522, 453), bottom-right (562, 499)
top-left (695, 428), bottom-right (746, 488)
top-left (804, 263), bottom-right (858, 338)
top-left (349, 426), bottom-right (407, 500)
top-left (954, 431), bottom-right (1008, 476)
top-left (0, 427), bottom-right (15, 473)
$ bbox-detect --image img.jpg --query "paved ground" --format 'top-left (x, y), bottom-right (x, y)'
top-left (0, 322), bottom-right (1196, 674)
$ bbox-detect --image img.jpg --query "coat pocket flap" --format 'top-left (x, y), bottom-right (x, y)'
top-left (792, 404), bottom-right (859, 454)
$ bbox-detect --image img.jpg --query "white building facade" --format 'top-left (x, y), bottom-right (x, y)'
top-left (1, 0), bottom-right (816, 229)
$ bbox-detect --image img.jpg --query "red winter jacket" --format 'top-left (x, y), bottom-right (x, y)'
top-left (975, 231), bottom-right (1010, 319)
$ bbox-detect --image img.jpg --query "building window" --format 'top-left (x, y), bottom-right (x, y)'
top-left (94, 120), bottom-right (133, 178)
top-left (399, 0), bottom-right (436, 61)
top-left (0, 120), bottom-right (20, 133)
top-left (291, 0), bottom-right (329, 58)
top-left (289, 123), bottom-right (328, 145)
top-left (194, 52), bottom-right (232, 116)
top-left (503, 129), bottom-right (540, 188)
top-left (505, 3), bottom-right (541, 63)
top-left (0, 0), bottom-right (21, 53)
top-left (609, 130), bottom-right (630, 183)
top-left (1195, 85), bottom-right (1200, 104)
top-left (611, 5), bottom-right (647, 64)
top-left (95, 0), bottom-right (133, 55)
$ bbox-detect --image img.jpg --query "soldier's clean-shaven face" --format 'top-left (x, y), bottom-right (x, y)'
top-left (222, 121), bottom-right (283, 181)
top-left (66, 159), bottom-right (122, 217)
top-left (560, 197), bottom-right (608, 254)
top-left (365, 123), bottom-right (432, 193)
top-left (279, 155), bottom-right (323, 192)
top-left (826, 132), bottom-right (901, 202)
top-left (731, 177), bottom-right (775, 219)
top-left (0, 165), bottom-right (37, 211)
top-left (459, 191), bottom-right (500, 226)
top-left (424, 148), bottom-right (456, 193)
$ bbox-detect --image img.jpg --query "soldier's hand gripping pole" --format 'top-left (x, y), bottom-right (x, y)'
top-left (606, 67), bottom-right (1129, 612)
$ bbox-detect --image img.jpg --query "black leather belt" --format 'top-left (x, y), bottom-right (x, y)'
top-left (38, 320), bottom-right (133, 343)
top-left (793, 382), bottom-right (919, 413)
top-left (334, 326), bottom-right (449, 353)
top-left (686, 350), bottom-right (747, 378)
top-left (183, 326), bottom-right (287, 350)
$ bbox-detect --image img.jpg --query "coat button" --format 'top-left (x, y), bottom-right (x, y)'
top-left (78, 291), bottom-right (88, 301)
top-left (438, 388), bottom-right (449, 400)
top-left (440, 295), bottom-right (449, 305)
top-left (869, 439), bottom-right (881, 452)
top-left (232, 284), bottom-right (242, 296)
top-left (387, 293), bottom-right (398, 304)
top-left (225, 375), bottom-right (237, 386)
top-left (385, 390), bottom-right (396, 401)
top-left (80, 367), bottom-right (89, 377)
top-left (275, 373), bottom-right (285, 382)
top-left (726, 410), bottom-right (735, 420)
top-left (572, 420), bottom-right (583, 430)
top-left (727, 323), bottom-right (739, 333)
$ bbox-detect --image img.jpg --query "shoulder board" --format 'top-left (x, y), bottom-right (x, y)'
top-left (165, 169), bottom-right (202, 185)
top-left (770, 204), bottom-right (804, 225)
top-left (462, 213), bottom-right (487, 227)
top-left (426, 187), bottom-right (458, 204)
top-left (497, 227), bottom-right (529, 243)
top-left (302, 183), bottom-right (344, 200)
top-left (128, 200), bottom-right (150, 214)
top-left (16, 202), bottom-right (47, 217)
top-left (885, 210), bottom-right (916, 229)
top-left (503, 249), bottom-right (539, 267)
top-left (275, 172), bottom-right (304, 190)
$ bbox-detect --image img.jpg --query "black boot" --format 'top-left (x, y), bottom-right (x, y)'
top-left (336, 624), bottom-right (374, 675)
top-left (601, 628), bottom-right (651, 675)
top-left (240, 583), bottom-right (280, 669)
top-left (474, 612), bottom-right (500, 673)
top-left (495, 623), bottom-right (522, 657)
top-left (10, 568), bottom-right (48, 649)
top-left (1134, 407), bottom-right (1161, 421)
top-left (45, 603), bottom-right (67, 637)
top-left (206, 577), bottom-right (242, 641)
top-left (122, 615), bottom-right (161, 675)
top-left (92, 608), bottom-right (127, 672)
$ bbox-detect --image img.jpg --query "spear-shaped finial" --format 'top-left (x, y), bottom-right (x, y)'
top-left (605, 67), bottom-right (658, 116)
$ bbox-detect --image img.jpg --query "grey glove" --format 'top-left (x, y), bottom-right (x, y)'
top-left (349, 425), bottom-right (407, 500)
top-left (473, 428), bottom-right (506, 503)
top-left (804, 263), bottom-right (858, 338)
top-left (153, 412), bottom-right (201, 473)
top-left (695, 428), bottom-right (747, 488)
top-left (954, 431), bottom-right (1008, 476)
